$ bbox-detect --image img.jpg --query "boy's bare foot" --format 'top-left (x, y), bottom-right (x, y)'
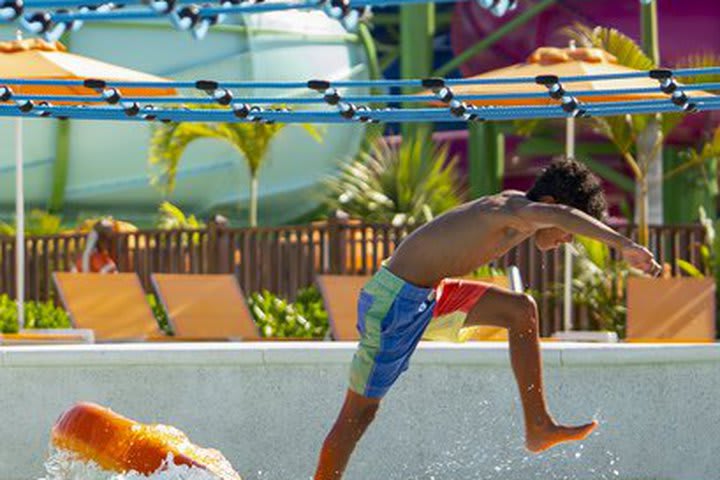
top-left (525, 420), bottom-right (598, 453)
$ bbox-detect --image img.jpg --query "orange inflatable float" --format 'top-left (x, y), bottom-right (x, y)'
top-left (51, 402), bottom-right (241, 479)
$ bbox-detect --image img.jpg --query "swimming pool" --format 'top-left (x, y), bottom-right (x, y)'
top-left (2, 342), bottom-right (718, 480)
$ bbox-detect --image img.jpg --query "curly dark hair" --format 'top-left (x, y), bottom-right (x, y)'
top-left (526, 159), bottom-right (608, 220)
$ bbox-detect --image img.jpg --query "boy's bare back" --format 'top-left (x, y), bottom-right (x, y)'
top-left (387, 191), bottom-right (535, 287)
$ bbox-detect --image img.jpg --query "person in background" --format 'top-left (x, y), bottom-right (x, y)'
top-left (71, 219), bottom-right (118, 274)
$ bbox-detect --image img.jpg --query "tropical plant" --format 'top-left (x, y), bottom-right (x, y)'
top-left (469, 265), bottom-right (506, 279)
top-left (678, 206), bottom-right (720, 337)
top-left (248, 287), bottom-right (328, 339)
top-left (0, 209), bottom-right (63, 236)
top-left (0, 294), bottom-right (71, 334)
top-left (664, 126), bottom-right (720, 224)
top-left (564, 25), bottom-right (720, 245)
top-left (149, 112), bottom-right (323, 227)
top-left (326, 133), bottom-right (463, 226)
top-left (540, 237), bottom-right (630, 336)
top-left (155, 201), bottom-right (205, 230)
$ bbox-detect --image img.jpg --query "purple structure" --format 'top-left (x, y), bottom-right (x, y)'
top-left (440, 0), bottom-right (720, 213)
top-left (450, 0), bottom-right (720, 77)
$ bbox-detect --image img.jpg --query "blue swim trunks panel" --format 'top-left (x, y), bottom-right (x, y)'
top-left (349, 266), bottom-right (436, 398)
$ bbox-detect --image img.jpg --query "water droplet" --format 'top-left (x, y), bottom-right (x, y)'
top-left (494, 466), bottom-right (502, 472)
top-left (613, 470), bottom-right (620, 476)
top-left (574, 452), bottom-right (582, 459)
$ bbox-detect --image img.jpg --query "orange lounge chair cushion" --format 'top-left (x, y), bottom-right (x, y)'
top-left (53, 272), bottom-right (163, 341)
top-left (151, 274), bottom-right (259, 340)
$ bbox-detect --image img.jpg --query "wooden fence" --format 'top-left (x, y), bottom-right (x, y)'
top-left (0, 217), bottom-right (707, 336)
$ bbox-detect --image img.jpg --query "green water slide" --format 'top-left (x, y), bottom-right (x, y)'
top-left (0, 11), bottom-right (370, 226)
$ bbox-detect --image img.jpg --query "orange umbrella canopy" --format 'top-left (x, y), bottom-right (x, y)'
top-left (0, 38), bottom-right (175, 99)
top-left (442, 46), bottom-right (709, 107)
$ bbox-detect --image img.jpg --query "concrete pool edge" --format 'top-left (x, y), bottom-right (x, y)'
top-left (1, 341), bottom-right (718, 368)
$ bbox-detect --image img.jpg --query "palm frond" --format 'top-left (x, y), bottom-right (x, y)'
top-left (149, 122), bottom-right (225, 193)
top-left (563, 24), bottom-right (654, 70)
top-left (156, 201), bottom-right (204, 230)
top-left (674, 53), bottom-right (720, 87)
top-left (148, 106), bottom-right (323, 192)
top-left (326, 135), bottom-right (463, 225)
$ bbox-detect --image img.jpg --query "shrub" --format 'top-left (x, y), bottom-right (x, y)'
top-left (0, 294), bottom-right (71, 334)
top-left (248, 287), bottom-right (328, 339)
top-left (326, 134), bottom-right (463, 227)
top-left (537, 237), bottom-right (629, 336)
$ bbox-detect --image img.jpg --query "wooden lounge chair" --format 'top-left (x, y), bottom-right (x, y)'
top-left (316, 266), bottom-right (523, 341)
top-left (626, 277), bottom-right (716, 342)
top-left (316, 274), bottom-right (371, 341)
top-left (53, 272), bottom-right (165, 342)
top-left (151, 274), bottom-right (260, 341)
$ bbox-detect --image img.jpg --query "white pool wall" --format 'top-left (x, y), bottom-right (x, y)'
top-left (1, 342), bottom-right (719, 480)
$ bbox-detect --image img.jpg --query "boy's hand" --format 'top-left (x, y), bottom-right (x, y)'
top-left (621, 242), bottom-right (662, 277)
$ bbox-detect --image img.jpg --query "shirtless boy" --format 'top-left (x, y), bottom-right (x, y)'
top-left (314, 159), bottom-right (661, 480)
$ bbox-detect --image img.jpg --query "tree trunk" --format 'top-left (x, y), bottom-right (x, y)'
top-left (400, 4), bottom-right (434, 141)
top-left (640, 118), bottom-right (663, 225)
top-left (636, 175), bottom-right (649, 247)
top-left (635, 117), bottom-right (662, 246)
top-left (249, 175), bottom-right (258, 227)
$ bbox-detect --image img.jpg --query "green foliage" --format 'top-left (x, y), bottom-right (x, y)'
top-left (469, 265), bottom-right (506, 279)
top-left (0, 209), bottom-right (64, 236)
top-left (566, 24), bottom-right (654, 70)
top-left (666, 127), bottom-right (720, 184)
top-left (326, 134), bottom-right (463, 226)
top-left (248, 287), bottom-right (328, 339)
top-left (0, 221), bottom-right (12, 237)
top-left (674, 53), bottom-right (720, 90)
top-left (155, 201), bottom-right (205, 230)
top-left (572, 237), bottom-right (630, 335)
top-left (565, 25), bottom-right (658, 159)
top-left (0, 295), bottom-right (71, 334)
top-left (146, 294), bottom-right (172, 335)
top-left (148, 107), bottom-right (323, 226)
top-left (677, 259), bottom-right (703, 278)
top-left (540, 237), bottom-right (630, 336)
top-left (696, 206), bottom-right (720, 337)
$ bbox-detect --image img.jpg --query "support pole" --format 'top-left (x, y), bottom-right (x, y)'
top-left (639, 0), bottom-right (663, 232)
top-left (15, 29), bottom-right (25, 330)
top-left (400, 3), bottom-right (434, 140)
top-left (563, 117), bottom-right (575, 332)
top-left (468, 122), bottom-right (504, 198)
top-left (48, 33), bottom-right (72, 214)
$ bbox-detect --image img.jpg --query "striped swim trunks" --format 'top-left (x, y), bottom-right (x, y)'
top-left (349, 269), bottom-right (491, 398)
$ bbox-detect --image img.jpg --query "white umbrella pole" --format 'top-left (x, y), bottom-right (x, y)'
top-left (15, 30), bottom-right (24, 330)
top-left (563, 116), bottom-right (575, 332)
top-left (15, 116), bottom-right (24, 330)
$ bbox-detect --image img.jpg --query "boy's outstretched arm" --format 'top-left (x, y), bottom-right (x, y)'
top-left (517, 203), bottom-right (662, 276)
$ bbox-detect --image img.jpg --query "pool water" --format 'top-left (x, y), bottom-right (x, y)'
top-left (39, 449), bottom-right (222, 480)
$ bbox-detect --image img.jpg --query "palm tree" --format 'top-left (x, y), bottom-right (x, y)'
top-left (149, 118), bottom-right (322, 227)
top-left (326, 133), bottom-right (463, 226)
top-left (565, 25), bottom-right (720, 245)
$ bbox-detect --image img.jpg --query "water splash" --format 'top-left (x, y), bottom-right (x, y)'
top-left (38, 448), bottom-right (222, 480)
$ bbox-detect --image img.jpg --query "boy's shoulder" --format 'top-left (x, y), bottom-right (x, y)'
top-left (469, 191), bottom-right (533, 222)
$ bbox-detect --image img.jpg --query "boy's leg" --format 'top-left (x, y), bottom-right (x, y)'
top-left (314, 389), bottom-right (381, 480)
top-left (465, 287), bottom-right (597, 452)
